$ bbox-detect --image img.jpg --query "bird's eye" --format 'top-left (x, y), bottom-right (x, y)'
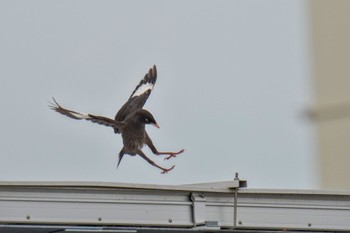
top-left (145, 118), bottom-right (149, 122)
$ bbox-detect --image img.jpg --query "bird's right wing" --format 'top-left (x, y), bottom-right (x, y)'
top-left (49, 98), bottom-right (124, 129)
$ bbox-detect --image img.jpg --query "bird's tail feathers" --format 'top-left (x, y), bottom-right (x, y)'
top-left (117, 150), bottom-right (125, 169)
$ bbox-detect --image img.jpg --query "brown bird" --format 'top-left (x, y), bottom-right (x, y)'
top-left (49, 65), bottom-right (184, 174)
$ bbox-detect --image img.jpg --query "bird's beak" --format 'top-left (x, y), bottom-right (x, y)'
top-left (152, 123), bottom-right (160, 129)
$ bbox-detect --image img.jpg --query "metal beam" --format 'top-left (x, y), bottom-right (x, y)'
top-left (1, 181), bottom-right (350, 232)
top-left (237, 189), bottom-right (350, 231)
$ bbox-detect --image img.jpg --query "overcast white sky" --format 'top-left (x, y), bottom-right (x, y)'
top-left (0, 1), bottom-right (317, 189)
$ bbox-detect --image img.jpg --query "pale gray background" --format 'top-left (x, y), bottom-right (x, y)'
top-left (0, 1), bottom-right (316, 188)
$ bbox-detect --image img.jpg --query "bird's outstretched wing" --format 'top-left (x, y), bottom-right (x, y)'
top-left (114, 65), bottom-right (157, 133)
top-left (49, 97), bottom-right (124, 129)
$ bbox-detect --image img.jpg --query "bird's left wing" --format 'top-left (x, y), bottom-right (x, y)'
top-left (115, 65), bottom-right (157, 123)
top-left (49, 98), bottom-right (124, 129)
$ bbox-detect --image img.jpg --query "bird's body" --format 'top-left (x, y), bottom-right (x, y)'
top-left (122, 125), bottom-right (146, 155)
top-left (121, 110), bottom-right (148, 154)
top-left (49, 65), bottom-right (184, 174)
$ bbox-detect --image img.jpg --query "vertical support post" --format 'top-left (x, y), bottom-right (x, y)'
top-left (233, 172), bottom-right (239, 228)
top-left (233, 187), bottom-right (238, 228)
top-left (191, 193), bottom-right (206, 227)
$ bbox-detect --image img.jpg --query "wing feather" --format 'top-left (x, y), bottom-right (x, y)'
top-left (129, 65), bottom-right (157, 99)
top-left (49, 97), bottom-right (124, 129)
top-left (114, 65), bottom-right (157, 128)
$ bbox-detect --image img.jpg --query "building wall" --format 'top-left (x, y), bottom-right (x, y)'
top-left (310, 0), bottom-right (350, 189)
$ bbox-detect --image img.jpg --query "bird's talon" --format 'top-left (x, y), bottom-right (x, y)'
top-left (163, 149), bottom-right (185, 160)
top-left (164, 155), bottom-right (176, 161)
top-left (161, 165), bottom-right (175, 174)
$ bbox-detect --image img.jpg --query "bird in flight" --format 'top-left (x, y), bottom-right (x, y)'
top-left (49, 65), bottom-right (184, 174)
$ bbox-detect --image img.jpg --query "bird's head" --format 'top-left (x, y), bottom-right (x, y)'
top-left (134, 109), bottom-right (160, 128)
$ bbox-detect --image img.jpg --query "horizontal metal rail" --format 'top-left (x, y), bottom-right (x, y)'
top-left (0, 181), bottom-right (350, 232)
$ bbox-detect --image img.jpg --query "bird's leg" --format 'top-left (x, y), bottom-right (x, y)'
top-left (136, 149), bottom-right (175, 174)
top-left (145, 133), bottom-right (185, 160)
